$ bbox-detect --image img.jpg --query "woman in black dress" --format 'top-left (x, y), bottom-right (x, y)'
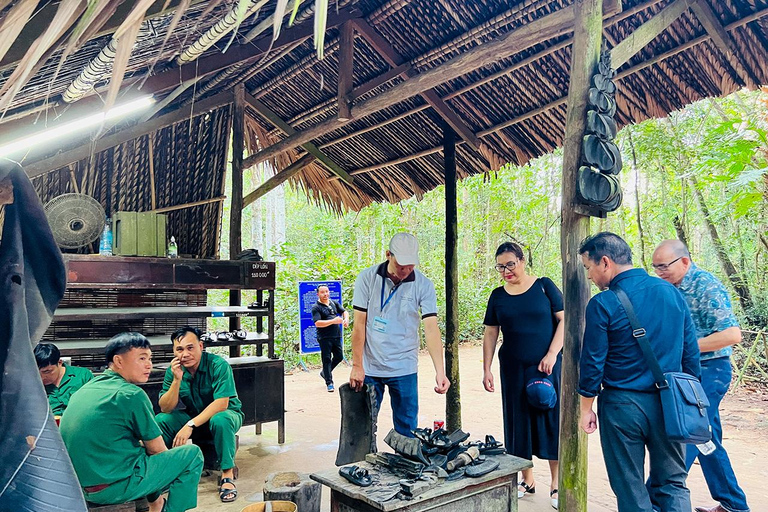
top-left (482, 242), bottom-right (564, 509)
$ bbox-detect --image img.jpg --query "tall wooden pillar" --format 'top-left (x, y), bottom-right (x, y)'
top-left (229, 84), bottom-right (246, 358)
top-left (559, 1), bottom-right (602, 511)
top-left (443, 123), bottom-right (461, 430)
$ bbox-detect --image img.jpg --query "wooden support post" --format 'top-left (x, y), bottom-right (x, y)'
top-left (559, 1), bottom-right (602, 511)
top-left (242, 154), bottom-right (317, 208)
top-left (337, 21), bottom-right (355, 121)
top-left (229, 84), bottom-right (246, 358)
top-left (443, 123), bottom-right (460, 431)
top-left (148, 136), bottom-right (157, 210)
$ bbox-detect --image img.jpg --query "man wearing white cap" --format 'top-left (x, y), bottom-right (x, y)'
top-left (349, 232), bottom-right (450, 436)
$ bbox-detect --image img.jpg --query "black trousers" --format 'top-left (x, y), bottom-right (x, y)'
top-left (598, 387), bottom-right (691, 512)
top-left (319, 337), bottom-right (344, 385)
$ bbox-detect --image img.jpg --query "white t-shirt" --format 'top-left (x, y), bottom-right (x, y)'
top-left (352, 262), bottom-right (438, 377)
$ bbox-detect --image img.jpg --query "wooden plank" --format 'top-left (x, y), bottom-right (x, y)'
top-left (53, 305), bottom-right (268, 321)
top-left (245, 3), bottom-right (577, 169)
top-left (242, 154), bottom-right (317, 208)
top-left (23, 91), bottom-right (234, 178)
top-left (689, 0), bottom-right (760, 89)
top-left (243, 93), bottom-right (354, 184)
top-left (610, 0), bottom-right (692, 68)
top-left (443, 124), bottom-right (461, 431)
top-left (337, 21), bottom-right (355, 120)
top-left (230, 84), bottom-right (246, 358)
top-left (559, 1), bottom-right (603, 511)
top-left (150, 196), bottom-right (226, 213)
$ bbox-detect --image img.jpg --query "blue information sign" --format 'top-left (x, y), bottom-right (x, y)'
top-left (298, 280), bottom-right (343, 354)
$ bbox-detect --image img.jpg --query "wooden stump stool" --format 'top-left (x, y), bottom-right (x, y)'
top-left (263, 472), bottom-right (321, 512)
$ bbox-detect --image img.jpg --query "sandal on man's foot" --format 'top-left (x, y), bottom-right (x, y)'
top-left (218, 478), bottom-right (238, 502)
top-left (518, 481), bottom-right (535, 499)
top-left (339, 465), bottom-right (373, 487)
top-left (551, 489), bottom-right (559, 509)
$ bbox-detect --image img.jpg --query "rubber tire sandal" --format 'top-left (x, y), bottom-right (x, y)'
top-left (518, 481), bottom-right (535, 499)
top-left (339, 465), bottom-right (373, 487)
top-left (218, 478), bottom-right (238, 502)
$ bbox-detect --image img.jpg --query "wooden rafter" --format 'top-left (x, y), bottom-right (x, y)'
top-left (337, 21), bottom-right (355, 121)
top-left (23, 90), bottom-right (234, 178)
top-left (243, 3), bottom-right (577, 170)
top-left (610, 0), bottom-right (692, 69)
top-left (243, 93), bottom-right (354, 185)
top-left (352, 18), bottom-right (502, 170)
top-left (243, 154), bottom-right (317, 208)
top-left (689, 0), bottom-right (760, 89)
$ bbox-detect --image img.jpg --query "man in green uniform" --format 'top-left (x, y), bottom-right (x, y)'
top-left (60, 333), bottom-right (203, 512)
top-left (156, 326), bottom-right (243, 503)
top-left (35, 342), bottom-right (93, 415)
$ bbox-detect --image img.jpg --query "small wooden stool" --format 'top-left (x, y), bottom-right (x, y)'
top-left (264, 472), bottom-right (321, 512)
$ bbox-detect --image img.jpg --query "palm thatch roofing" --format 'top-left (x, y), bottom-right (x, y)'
top-left (1, 0), bottom-right (767, 256)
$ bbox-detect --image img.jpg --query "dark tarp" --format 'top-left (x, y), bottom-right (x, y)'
top-left (0, 160), bottom-right (86, 512)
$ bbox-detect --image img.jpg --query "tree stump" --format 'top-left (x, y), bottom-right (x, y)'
top-left (263, 472), bottom-right (321, 512)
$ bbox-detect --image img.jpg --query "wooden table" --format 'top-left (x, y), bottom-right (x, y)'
top-left (310, 454), bottom-right (532, 512)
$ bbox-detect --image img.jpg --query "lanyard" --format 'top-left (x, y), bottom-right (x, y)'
top-left (380, 276), bottom-right (400, 311)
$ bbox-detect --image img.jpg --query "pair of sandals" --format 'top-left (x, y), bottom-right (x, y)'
top-left (200, 330), bottom-right (249, 343)
top-left (517, 482), bottom-right (558, 510)
top-left (577, 166), bottom-right (623, 211)
top-left (339, 465), bottom-right (373, 487)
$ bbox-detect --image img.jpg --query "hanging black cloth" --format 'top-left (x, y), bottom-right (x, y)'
top-left (0, 160), bottom-right (87, 512)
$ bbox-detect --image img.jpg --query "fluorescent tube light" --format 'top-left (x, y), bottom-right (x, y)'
top-left (0, 96), bottom-right (155, 159)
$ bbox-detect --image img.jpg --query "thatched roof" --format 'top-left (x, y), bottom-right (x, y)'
top-left (1, 0), bottom-right (767, 254)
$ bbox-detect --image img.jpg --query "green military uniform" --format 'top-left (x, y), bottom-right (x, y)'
top-left (60, 370), bottom-right (203, 512)
top-left (156, 351), bottom-right (243, 470)
top-left (45, 364), bottom-right (93, 415)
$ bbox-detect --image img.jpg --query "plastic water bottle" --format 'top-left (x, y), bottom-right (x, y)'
top-left (167, 236), bottom-right (178, 258)
top-left (99, 220), bottom-right (113, 256)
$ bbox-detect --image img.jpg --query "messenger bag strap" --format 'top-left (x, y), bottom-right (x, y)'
top-left (610, 285), bottom-right (668, 389)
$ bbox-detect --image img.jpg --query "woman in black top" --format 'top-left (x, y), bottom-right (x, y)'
top-left (482, 242), bottom-right (564, 510)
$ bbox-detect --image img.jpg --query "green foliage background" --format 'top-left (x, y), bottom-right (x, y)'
top-left (211, 91), bottom-right (768, 367)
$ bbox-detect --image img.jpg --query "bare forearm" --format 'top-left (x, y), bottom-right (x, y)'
top-left (314, 319), bottom-right (338, 328)
top-left (423, 318), bottom-right (445, 376)
top-left (548, 313), bottom-right (565, 355)
top-left (192, 397), bottom-right (229, 427)
top-left (158, 380), bottom-right (181, 412)
top-left (699, 326), bottom-right (741, 353)
top-left (144, 437), bottom-right (167, 455)
top-left (351, 316), bottom-right (366, 367)
top-left (482, 327), bottom-right (499, 372)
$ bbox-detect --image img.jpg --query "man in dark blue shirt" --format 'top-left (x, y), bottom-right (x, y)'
top-left (578, 232), bottom-right (700, 512)
top-left (312, 284), bottom-right (349, 392)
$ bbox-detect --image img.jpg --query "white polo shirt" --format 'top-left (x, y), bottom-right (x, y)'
top-left (352, 262), bottom-right (438, 377)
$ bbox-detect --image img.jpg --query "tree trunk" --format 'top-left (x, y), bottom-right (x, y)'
top-left (689, 176), bottom-right (755, 321)
top-left (444, 124), bottom-right (461, 431)
top-left (673, 216), bottom-right (688, 247)
top-left (627, 128), bottom-right (647, 269)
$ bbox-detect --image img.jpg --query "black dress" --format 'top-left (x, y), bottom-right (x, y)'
top-left (483, 277), bottom-right (564, 460)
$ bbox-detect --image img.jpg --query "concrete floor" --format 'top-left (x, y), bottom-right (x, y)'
top-left (191, 345), bottom-right (767, 512)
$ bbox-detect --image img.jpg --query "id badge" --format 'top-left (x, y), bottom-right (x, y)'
top-left (372, 316), bottom-right (389, 333)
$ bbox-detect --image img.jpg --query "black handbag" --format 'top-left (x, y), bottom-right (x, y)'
top-left (611, 285), bottom-right (711, 444)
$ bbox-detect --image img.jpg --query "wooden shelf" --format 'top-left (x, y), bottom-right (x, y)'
top-left (56, 332), bottom-right (271, 356)
top-left (53, 305), bottom-right (269, 321)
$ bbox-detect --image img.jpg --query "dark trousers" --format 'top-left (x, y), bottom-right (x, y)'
top-left (319, 337), bottom-right (343, 385)
top-left (598, 388), bottom-right (691, 512)
top-left (685, 357), bottom-right (749, 512)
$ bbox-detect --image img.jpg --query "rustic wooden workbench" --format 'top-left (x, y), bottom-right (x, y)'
top-left (310, 454), bottom-right (532, 512)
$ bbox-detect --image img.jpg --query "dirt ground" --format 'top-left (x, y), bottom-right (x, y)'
top-left (191, 345), bottom-right (768, 512)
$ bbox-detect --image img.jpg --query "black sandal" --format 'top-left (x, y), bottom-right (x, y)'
top-left (338, 465), bottom-right (373, 487)
top-left (518, 481), bottom-right (536, 498)
top-left (218, 478), bottom-right (238, 502)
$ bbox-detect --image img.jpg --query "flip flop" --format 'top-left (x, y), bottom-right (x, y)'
top-left (233, 329), bottom-right (247, 340)
top-left (465, 458), bottom-right (500, 477)
top-left (338, 465), bottom-right (373, 487)
top-left (588, 88), bottom-right (617, 116)
top-left (598, 60), bottom-right (616, 78)
top-left (218, 478), bottom-right (238, 502)
top-left (216, 332), bottom-right (233, 342)
top-left (592, 73), bottom-right (616, 94)
top-left (601, 184), bottom-right (623, 212)
top-left (578, 166), bottom-right (614, 205)
top-left (200, 332), bottom-right (215, 343)
top-left (586, 110), bottom-right (617, 140)
top-left (583, 135), bottom-right (622, 173)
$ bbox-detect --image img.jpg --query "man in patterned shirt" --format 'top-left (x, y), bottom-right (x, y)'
top-left (653, 240), bottom-right (749, 512)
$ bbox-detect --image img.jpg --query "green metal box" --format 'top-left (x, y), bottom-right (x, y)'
top-left (113, 212), bottom-right (167, 257)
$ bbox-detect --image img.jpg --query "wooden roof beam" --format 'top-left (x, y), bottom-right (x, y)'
top-left (610, 0), bottom-right (693, 68)
top-left (22, 90), bottom-right (234, 178)
top-left (689, 0), bottom-right (761, 89)
top-left (244, 3), bottom-right (579, 171)
top-left (337, 21), bottom-right (355, 121)
top-left (243, 93), bottom-right (354, 185)
top-left (243, 153), bottom-right (317, 208)
top-left (351, 18), bottom-right (500, 169)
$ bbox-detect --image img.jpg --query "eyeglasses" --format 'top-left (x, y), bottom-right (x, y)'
top-left (494, 262), bottom-right (518, 273)
top-left (651, 257), bottom-right (682, 272)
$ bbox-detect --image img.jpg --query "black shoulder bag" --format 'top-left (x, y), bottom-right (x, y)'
top-left (612, 285), bottom-right (711, 444)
